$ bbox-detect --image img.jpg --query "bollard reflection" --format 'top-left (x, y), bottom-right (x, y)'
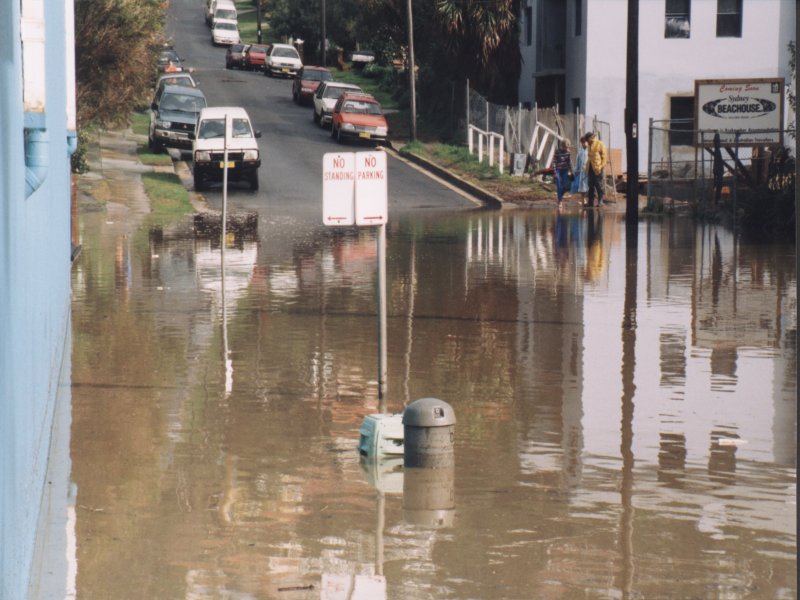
top-left (402, 465), bottom-right (456, 528)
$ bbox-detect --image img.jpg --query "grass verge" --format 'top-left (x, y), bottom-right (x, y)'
top-left (141, 172), bottom-right (193, 227)
top-left (399, 141), bottom-right (553, 203)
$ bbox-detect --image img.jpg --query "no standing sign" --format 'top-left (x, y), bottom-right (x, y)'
top-left (322, 151), bottom-right (387, 226)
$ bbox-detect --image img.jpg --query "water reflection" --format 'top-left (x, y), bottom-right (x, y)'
top-left (71, 206), bottom-right (796, 598)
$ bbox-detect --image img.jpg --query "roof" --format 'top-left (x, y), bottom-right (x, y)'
top-left (270, 43), bottom-right (296, 50)
top-left (198, 106), bottom-right (251, 119)
top-left (321, 81), bottom-right (360, 90)
top-left (160, 84), bottom-right (206, 98)
top-left (340, 92), bottom-right (376, 103)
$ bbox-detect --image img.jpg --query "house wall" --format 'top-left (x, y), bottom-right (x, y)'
top-left (522, 0), bottom-right (796, 173)
top-left (0, 0), bottom-right (75, 596)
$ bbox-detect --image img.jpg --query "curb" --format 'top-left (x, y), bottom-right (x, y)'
top-left (385, 143), bottom-right (503, 209)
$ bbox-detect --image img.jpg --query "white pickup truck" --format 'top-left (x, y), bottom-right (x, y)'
top-left (191, 107), bottom-right (261, 191)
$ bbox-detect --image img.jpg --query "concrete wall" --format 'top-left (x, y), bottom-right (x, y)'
top-left (521, 0), bottom-right (796, 171)
top-left (0, 0), bottom-right (75, 596)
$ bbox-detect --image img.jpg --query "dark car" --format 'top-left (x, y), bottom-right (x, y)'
top-left (148, 85), bottom-right (207, 153)
top-left (157, 48), bottom-right (183, 73)
top-left (244, 44), bottom-right (270, 71)
top-left (292, 66), bottom-right (333, 105)
top-left (225, 43), bottom-right (248, 69)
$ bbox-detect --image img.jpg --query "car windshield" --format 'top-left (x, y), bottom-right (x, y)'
top-left (303, 70), bottom-right (332, 82)
top-left (324, 86), bottom-right (358, 99)
top-left (198, 119), bottom-right (225, 139)
top-left (250, 47), bottom-right (267, 55)
top-left (231, 118), bottom-right (252, 138)
top-left (159, 50), bottom-right (180, 64)
top-left (159, 76), bottom-right (193, 88)
top-left (342, 100), bottom-right (382, 116)
top-left (216, 21), bottom-right (237, 31)
top-left (161, 93), bottom-right (206, 112)
top-left (215, 8), bottom-right (235, 19)
top-left (273, 47), bottom-right (299, 59)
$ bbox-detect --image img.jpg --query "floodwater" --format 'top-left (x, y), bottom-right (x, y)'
top-left (69, 196), bottom-right (796, 598)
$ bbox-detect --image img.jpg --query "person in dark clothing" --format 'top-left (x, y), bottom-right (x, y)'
top-left (551, 139), bottom-right (573, 208)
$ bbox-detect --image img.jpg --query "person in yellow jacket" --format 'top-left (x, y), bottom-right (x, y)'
top-left (584, 132), bottom-right (607, 207)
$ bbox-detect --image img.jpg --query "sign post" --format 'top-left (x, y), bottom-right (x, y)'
top-left (323, 150), bottom-right (389, 401)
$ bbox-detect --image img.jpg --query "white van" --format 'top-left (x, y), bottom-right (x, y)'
top-left (191, 106), bottom-right (262, 191)
top-left (212, 2), bottom-right (237, 26)
top-left (206, 0), bottom-right (236, 26)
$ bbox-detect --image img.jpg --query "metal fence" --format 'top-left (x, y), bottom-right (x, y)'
top-left (648, 119), bottom-right (796, 208)
top-left (463, 86), bottom-right (618, 182)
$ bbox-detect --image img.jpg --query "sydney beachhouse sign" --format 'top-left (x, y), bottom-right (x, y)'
top-left (695, 78), bottom-right (784, 145)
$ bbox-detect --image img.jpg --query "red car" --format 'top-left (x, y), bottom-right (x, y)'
top-left (330, 93), bottom-right (389, 145)
top-left (244, 44), bottom-right (270, 71)
top-left (292, 66), bottom-right (333, 105)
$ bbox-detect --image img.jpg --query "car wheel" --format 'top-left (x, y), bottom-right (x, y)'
top-left (319, 115), bottom-right (326, 129)
top-left (313, 110), bottom-right (319, 125)
top-left (249, 171), bottom-right (259, 191)
top-left (336, 128), bottom-right (344, 144)
top-left (193, 170), bottom-right (204, 191)
top-left (149, 136), bottom-right (163, 154)
top-left (330, 124), bottom-right (336, 139)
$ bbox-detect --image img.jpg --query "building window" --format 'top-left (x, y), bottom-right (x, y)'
top-left (574, 0), bottom-right (582, 36)
top-left (716, 0), bottom-right (742, 37)
top-left (665, 0), bottom-right (690, 38)
top-left (525, 6), bottom-right (533, 46)
top-left (669, 96), bottom-right (694, 146)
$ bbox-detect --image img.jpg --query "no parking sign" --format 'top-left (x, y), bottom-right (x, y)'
top-left (322, 151), bottom-right (387, 226)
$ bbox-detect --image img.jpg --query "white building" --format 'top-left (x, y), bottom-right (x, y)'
top-left (518, 0), bottom-right (796, 172)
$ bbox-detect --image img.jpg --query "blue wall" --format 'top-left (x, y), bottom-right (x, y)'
top-left (0, 0), bottom-right (74, 596)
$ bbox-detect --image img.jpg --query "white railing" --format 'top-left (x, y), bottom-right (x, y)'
top-left (468, 125), bottom-right (505, 174)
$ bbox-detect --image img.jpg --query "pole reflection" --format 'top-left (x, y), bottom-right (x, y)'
top-left (619, 234), bottom-right (637, 599)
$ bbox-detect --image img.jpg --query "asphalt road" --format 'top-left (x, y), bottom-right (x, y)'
top-left (164, 0), bottom-right (477, 222)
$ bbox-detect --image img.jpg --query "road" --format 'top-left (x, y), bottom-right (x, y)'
top-left (164, 0), bottom-right (477, 223)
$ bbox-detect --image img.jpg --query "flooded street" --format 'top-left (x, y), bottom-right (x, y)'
top-left (69, 161), bottom-right (797, 600)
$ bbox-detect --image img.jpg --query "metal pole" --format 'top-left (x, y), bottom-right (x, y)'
top-left (466, 79), bottom-right (470, 145)
top-left (256, 0), bottom-right (262, 44)
top-left (377, 223), bottom-right (388, 404)
top-left (406, 0), bottom-right (417, 141)
top-left (646, 118), bottom-right (653, 208)
top-left (625, 0), bottom-right (639, 246)
top-left (321, 0), bottom-right (326, 66)
top-left (222, 114), bottom-right (229, 253)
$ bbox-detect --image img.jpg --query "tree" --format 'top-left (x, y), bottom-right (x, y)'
top-left (434, 0), bottom-right (521, 104)
top-left (75, 0), bottom-right (164, 127)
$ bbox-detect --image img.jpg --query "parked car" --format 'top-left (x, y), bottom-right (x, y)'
top-left (263, 43), bottom-right (302, 78)
top-left (292, 66), bottom-right (333, 105)
top-left (225, 44), bottom-right (249, 69)
top-left (211, 3), bottom-right (237, 26)
top-left (349, 49), bottom-right (375, 70)
top-left (191, 106), bottom-right (262, 191)
top-left (211, 19), bottom-right (240, 46)
top-left (157, 47), bottom-right (183, 73)
top-left (149, 85), bottom-right (207, 153)
top-left (206, 0), bottom-right (235, 25)
top-left (330, 93), bottom-right (388, 145)
top-left (312, 81), bottom-right (362, 128)
top-left (244, 44), bottom-right (270, 71)
top-left (152, 73), bottom-right (198, 109)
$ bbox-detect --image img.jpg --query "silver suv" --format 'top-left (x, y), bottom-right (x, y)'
top-left (149, 85), bottom-right (207, 153)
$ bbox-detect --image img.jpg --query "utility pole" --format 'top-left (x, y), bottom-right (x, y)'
top-left (625, 0), bottom-right (639, 246)
top-left (256, 0), bottom-right (262, 44)
top-left (321, 0), bottom-right (326, 66)
top-left (406, 0), bottom-right (417, 140)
